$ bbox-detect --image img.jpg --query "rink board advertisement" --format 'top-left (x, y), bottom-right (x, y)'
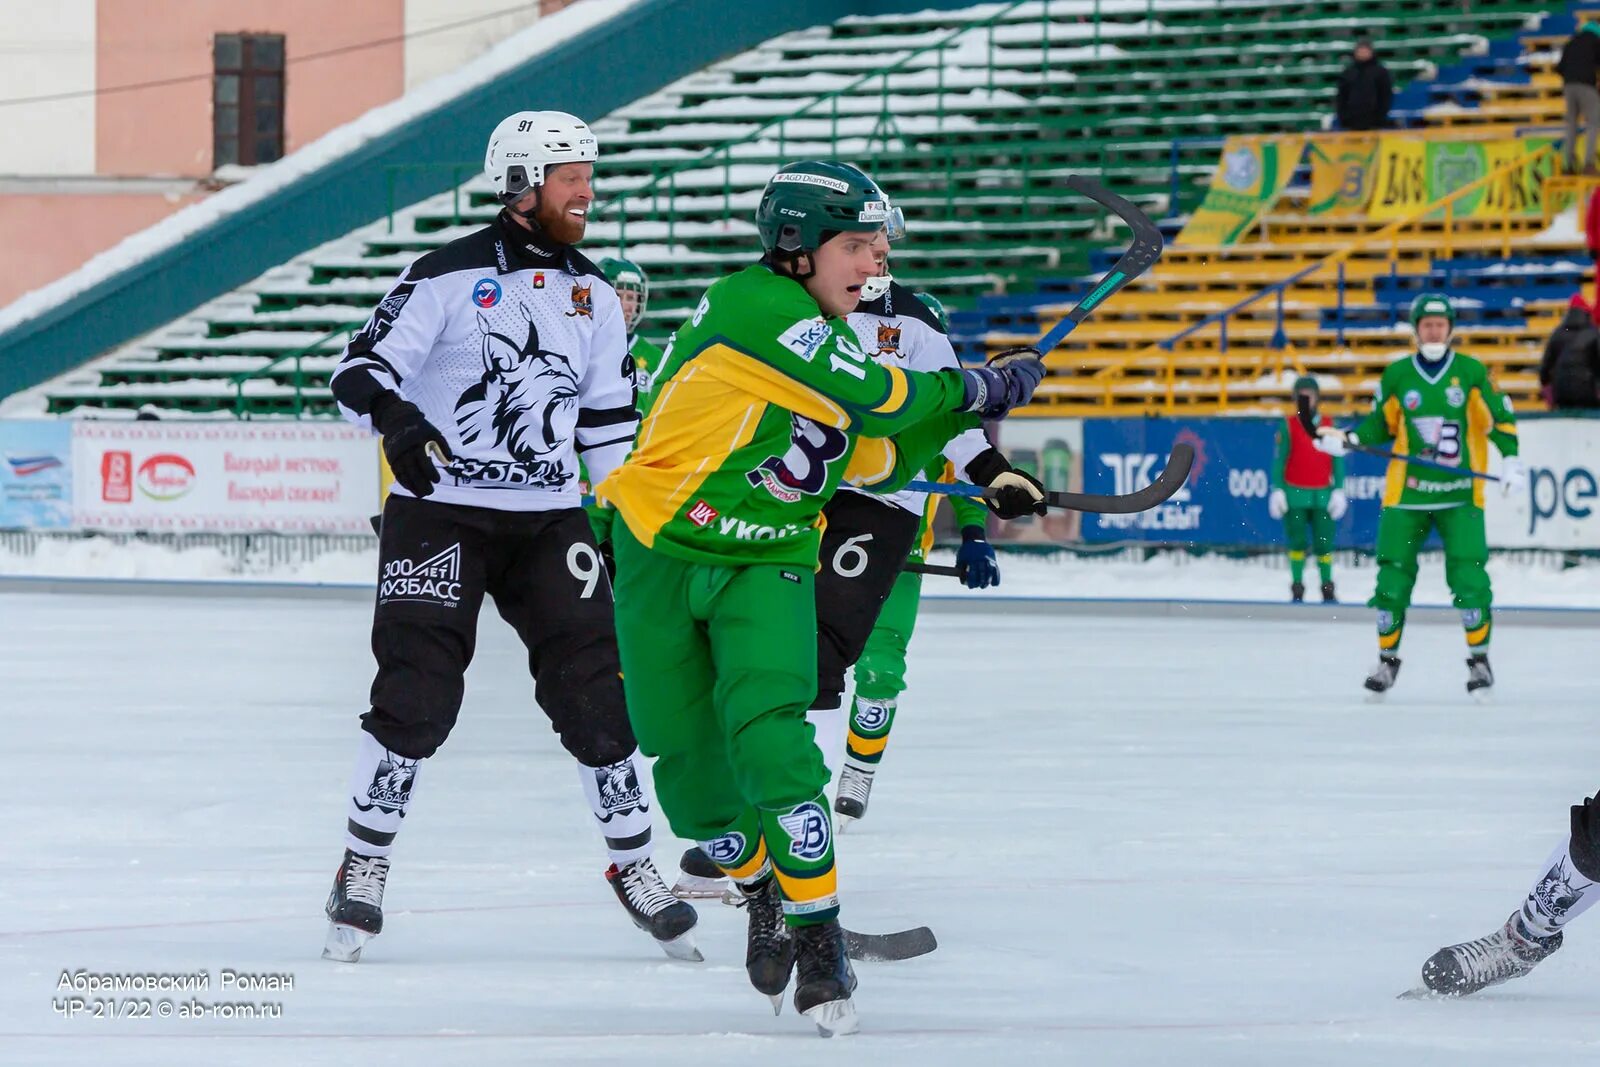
top-left (1483, 418), bottom-right (1600, 548)
top-left (68, 422), bottom-right (381, 533)
top-left (1072, 416), bottom-right (1390, 548)
top-left (0, 420), bottom-right (73, 529)
top-left (997, 416), bottom-right (1600, 551)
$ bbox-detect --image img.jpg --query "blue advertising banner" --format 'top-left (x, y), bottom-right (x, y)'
top-left (0, 420), bottom-right (73, 529)
top-left (1078, 416), bottom-right (1397, 547)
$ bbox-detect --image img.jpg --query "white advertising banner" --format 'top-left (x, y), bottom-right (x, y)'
top-left (1485, 418), bottom-right (1600, 549)
top-left (71, 422), bottom-right (381, 533)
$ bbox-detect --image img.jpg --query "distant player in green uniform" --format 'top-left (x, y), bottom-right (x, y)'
top-left (1315, 292), bottom-right (1527, 698)
top-left (599, 255), bottom-right (665, 403)
top-left (586, 257), bottom-right (661, 551)
top-left (1269, 375), bottom-right (1347, 603)
top-left (596, 161), bottom-right (1045, 1035)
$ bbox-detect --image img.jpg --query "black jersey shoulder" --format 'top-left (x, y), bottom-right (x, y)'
top-left (854, 281), bottom-right (946, 334)
top-left (405, 220), bottom-right (612, 286)
top-left (404, 225), bottom-right (506, 282)
top-left (563, 247), bottom-right (607, 282)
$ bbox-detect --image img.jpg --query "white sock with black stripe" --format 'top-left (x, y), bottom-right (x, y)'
top-left (344, 730), bottom-right (420, 858)
top-left (579, 750), bottom-right (653, 867)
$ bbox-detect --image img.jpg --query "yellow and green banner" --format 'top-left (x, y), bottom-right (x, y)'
top-left (1368, 135), bottom-right (1557, 220)
top-left (1176, 135), bottom-right (1306, 246)
top-left (1306, 135), bottom-right (1379, 217)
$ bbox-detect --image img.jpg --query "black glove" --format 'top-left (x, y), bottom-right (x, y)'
top-left (372, 392), bottom-right (453, 499)
top-left (959, 346), bottom-right (1047, 419)
top-left (964, 447), bottom-right (1047, 520)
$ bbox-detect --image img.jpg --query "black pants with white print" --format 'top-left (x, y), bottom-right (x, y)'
top-left (810, 490), bottom-right (923, 711)
top-left (363, 493), bottom-right (635, 765)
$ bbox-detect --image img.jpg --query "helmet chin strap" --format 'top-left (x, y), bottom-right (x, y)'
top-left (502, 188), bottom-right (571, 254)
top-left (763, 250), bottom-right (816, 282)
top-left (505, 183), bottom-right (543, 224)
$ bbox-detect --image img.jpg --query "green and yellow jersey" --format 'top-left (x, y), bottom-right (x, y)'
top-left (628, 334), bottom-right (666, 413)
top-left (1352, 349), bottom-right (1518, 509)
top-left (598, 264), bottom-right (977, 567)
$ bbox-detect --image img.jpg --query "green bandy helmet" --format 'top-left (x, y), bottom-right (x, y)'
top-left (599, 255), bottom-right (648, 334)
top-left (1408, 291), bottom-right (1456, 328)
top-left (1292, 374), bottom-right (1319, 395)
top-left (756, 161), bottom-right (893, 255)
top-left (914, 290), bottom-right (950, 333)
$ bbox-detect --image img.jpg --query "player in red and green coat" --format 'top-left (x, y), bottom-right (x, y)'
top-left (1269, 376), bottom-right (1347, 603)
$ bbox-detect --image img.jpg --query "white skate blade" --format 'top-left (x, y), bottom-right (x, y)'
top-left (803, 997), bottom-right (859, 1037)
top-left (656, 930), bottom-right (704, 963)
top-left (1363, 688), bottom-right (1388, 704)
top-left (767, 993), bottom-right (784, 1016)
top-left (1470, 687), bottom-right (1493, 705)
top-left (835, 813), bottom-right (856, 833)
top-left (321, 922), bottom-right (372, 962)
top-left (672, 873), bottom-right (730, 900)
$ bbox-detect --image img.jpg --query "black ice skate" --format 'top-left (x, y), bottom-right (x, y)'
top-left (792, 919), bottom-right (859, 1036)
top-left (1420, 913), bottom-right (1561, 996)
top-left (322, 849), bottom-right (390, 962)
top-left (737, 875), bottom-right (795, 1014)
top-left (1466, 653), bottom-right (1494, 701)
top-left (1320, 580), bottom-right (1337, 603)
top-left (606, 858), bottom-right (702, 961)
top-left (1290, 581), bottom-right (1306, 603)
top-left (1364, 653), bottom-right (1401, 697)
top-left (834, 763), bottom-right (875, 831)
top-left (672, 845), bottom-right (735, 903)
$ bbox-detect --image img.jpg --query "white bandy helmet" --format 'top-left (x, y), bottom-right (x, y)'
top-left (485, 110), bottom-right (598, 205)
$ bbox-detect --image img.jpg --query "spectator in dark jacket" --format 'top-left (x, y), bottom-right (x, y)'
top-left (1335, 39), bottom-right (1393, 131)
top-left (1541, 293), bottom-right (1600, 410)
top-left (1559, 23), bottom-right (1600, 173)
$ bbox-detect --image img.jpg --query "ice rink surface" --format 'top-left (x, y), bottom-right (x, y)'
top-left (3, 590), bottom-right (1599, 1066)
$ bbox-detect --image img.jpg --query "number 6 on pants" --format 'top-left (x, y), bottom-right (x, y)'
top-left (811, 492), bottom-right (923, 713)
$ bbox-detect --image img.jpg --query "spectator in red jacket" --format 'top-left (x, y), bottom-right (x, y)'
top-left (1587, 183), bottom-right (1600, 306)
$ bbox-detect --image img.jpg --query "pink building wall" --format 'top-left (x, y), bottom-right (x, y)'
top-left (0, 192), bottom-right (209, 306)
top-left (2, 2), bottom-right (409, 308)
top-left (96, 0), bottom-right (405, 178)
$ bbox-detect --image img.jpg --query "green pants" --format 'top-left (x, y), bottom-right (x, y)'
top-left (1282, 486), bottom-right (1335, 586)
top-left (1371, 504), bottom-right (1492, 652)
top-left (847, 567), bottom-right (923, 765)
top-left (611, 523), bottom-right (839, 923)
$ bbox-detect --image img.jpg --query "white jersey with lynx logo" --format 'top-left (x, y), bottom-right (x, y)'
top-left (331, 213), bottom-right (638, 512)
top-left (839, 282), bottom-right (990, 514)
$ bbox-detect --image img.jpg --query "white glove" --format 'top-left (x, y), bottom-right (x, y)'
top-left (1267, 488), bottom-right (1287, 520)
top-left (1327, 488), bottom-right (1349, 521)
top-left (1500, 456), bottom-right (1528, 496)
top-left (1314, 426), bottom-right (1351, 457)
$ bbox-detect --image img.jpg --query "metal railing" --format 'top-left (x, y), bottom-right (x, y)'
top-left (250, 0), bottom-right (1150, 417)
top-left (600, 0), bottom-right (1041, 253)
top-left (1082, 141), bottom-right (1560, 414)
top-left (228, 325), bottom-right (356, 418)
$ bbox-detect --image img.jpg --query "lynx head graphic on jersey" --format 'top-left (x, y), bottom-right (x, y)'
top-left (456, 302), bottom-right (580, 463)
top-left (568, 283), bottom-right (594, 318)
top-left (875, 323), bottom-right (901, 354)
